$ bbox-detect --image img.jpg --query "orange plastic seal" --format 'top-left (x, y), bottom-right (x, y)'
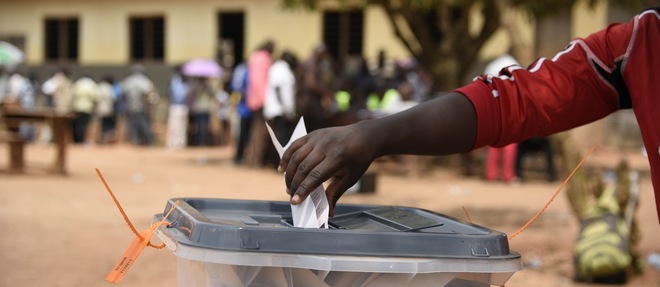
top-left (95, 168), bottom-right (179, 284)
top-left (105, 220), bottom-right (172, 284)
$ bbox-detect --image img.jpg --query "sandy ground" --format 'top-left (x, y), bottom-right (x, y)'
top-left (0, 143), bottom-right (658, 287)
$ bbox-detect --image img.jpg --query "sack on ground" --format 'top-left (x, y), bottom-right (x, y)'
top-left (574, 185), bottom-right (631, 283)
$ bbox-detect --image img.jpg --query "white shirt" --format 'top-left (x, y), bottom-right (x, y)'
top-left (96, 82), bottom-right (115, 117)
top-left (263, 60), bottom-right (296, 121)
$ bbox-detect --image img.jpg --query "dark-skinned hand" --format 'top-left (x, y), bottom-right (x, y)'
top-left (279, 123), bottom-right (378, 217)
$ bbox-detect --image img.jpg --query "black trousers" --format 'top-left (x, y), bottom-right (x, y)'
top-left (234, 115), bottom-right (253, 164)
top-left (515, 137), bottom-right (557, 181)
top-left (72, 112), bottom-right (91, 144)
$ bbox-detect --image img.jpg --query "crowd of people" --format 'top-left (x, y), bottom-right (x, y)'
top-left (0, 44), bottom-right (433, 159)
top-left (0, 64), bottom-right (159, 146)
top-left (0, 41), bottom-right (553, 182)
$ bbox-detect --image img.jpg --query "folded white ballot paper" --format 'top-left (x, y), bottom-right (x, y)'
top-left (266, 118), bottom-right (329, 229)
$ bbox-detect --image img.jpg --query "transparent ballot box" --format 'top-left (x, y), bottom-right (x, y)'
top-left (154, 198), bottom-right (522, 287)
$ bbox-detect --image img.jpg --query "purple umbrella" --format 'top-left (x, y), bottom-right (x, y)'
top-left (182, 59), bottom-right (222, 78)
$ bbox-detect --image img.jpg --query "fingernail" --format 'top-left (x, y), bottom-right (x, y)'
top-left (291, 194), bottom-right (300, 203)
top-left (277, 165), bottom-right (283, 173)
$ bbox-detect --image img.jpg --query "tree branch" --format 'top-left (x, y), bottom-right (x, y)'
top-left (400, 4), bottom-right (435, 58)
top-left (380, 2), bottom-right (419, 57)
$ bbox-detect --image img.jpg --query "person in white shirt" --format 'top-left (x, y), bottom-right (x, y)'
top-left (96, 76), bottom-right (117, 144)
top-left (263, 51), bottom-right (298, 167)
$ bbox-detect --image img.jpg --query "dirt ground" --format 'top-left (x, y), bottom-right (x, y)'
top-left (0, 143), bottom-right (658, 287)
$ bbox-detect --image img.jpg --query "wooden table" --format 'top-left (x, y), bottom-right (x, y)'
top-left (1, 106), bottom-right (73, 175)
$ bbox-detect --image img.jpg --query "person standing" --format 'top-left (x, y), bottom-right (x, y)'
top-left (40, 68), bottom-right (72, 144)
top-left (96, 76), bottom-right (117, 144)
top-left (231, 62), bottom-right (251, 165)
top-left (166, 66), bottom-right (189, 149)
top-left (215, 82), bottom-right (232, 146)
top-left (121, 65), bottom-right (158, 146)
top-left (41, 67), bottom-right (72, 114)
top-left (110, 76), bottom-right (125, 143)
top-left (264, 51), bottom-right (298, 166)
top-left (71, 75), bottom-right (100, 144)
top-left (246, 41), bottom-right (274, 167)
top-left (296, 44), bottom-right (333, 132)
top-left (352, 56), bottom-right (378, 111)
top-left (7, 67), bottom-right (37, 140)
top-left (187, 77), bottom-right (215, 146)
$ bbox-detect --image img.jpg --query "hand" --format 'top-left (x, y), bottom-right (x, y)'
top-left (279, 123), bottom-right (378, 216)
top-left (279, 93), bottom-right (478, 216)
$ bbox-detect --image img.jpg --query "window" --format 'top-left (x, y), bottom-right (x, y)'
top-left (323, 10), bottom-right (364, 61)
top-left (129, 16), bottom-right (165, 61)
top-left (44, 18), bottom-right (79, 62)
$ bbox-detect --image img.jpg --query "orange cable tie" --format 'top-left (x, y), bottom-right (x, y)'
top-left (508, 146), bottom-right (596, 240)
top-left (462, 205), bottom-right (473, 224)
top-left (96, 168), bottom-right (143, 240)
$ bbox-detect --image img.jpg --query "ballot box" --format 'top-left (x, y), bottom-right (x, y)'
top-left (154, 198), bottom-right (522, 287)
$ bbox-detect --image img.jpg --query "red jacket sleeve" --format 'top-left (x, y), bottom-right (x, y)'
top-left (456, 18), bottom-right (636, 149)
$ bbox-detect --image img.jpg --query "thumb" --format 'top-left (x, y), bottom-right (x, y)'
top-left (325, 174), bottom-right (360, 217)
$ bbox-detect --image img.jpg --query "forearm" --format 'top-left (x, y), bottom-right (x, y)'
top-left (360, 92), bottom-right (477, 157)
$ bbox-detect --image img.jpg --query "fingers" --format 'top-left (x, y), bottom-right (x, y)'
top-left (326, 172), bottom-right (363, 217)
top-left (288, 152), bottom-right (340, 205)
top-left (279, 135), bottom-right (308, 173)
top-left (279, 127), bottom-right (356, 206)
top-left (283, 141), bottom-right (314, 192)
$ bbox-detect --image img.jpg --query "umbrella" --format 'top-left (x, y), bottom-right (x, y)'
top-left (182, 59), bottom-right (222, 78)
top-left (0, 41), bottom-right (24, 69)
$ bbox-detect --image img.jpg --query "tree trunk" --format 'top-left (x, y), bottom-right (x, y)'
top-left (496, 2), bottom-right (535, 65)
top-left (426, 56), bottom-right (459, 92)
top-left (387, 1), bottom-right (500, 93)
